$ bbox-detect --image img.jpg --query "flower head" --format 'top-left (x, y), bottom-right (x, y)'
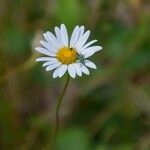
top-left (35, 24), bottom-right (102, 78)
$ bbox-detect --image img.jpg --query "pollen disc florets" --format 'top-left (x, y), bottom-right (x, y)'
top-left (57, 47), bottom-right (77, 64)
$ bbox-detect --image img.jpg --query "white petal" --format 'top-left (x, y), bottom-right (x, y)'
top-left (68, 64), bottom-right (76, 78)
top-left (75, 30), bottom-right (90, 49)
top-left (59, 65), bottom-right (67, 78)
top-left (79, 40), bottom-right (97, 52)
top-left (36, 57), bottom-right (57, 62)
top-left (46, 31), bottom-right (60, 49)
top-left (78, 26), bottom-right (85, 39)
top-left (74, 63), bottom-right (82, 77)
top-left (74, 26), bottom-right (85, 52)
top-left (82, 46), bottom-right (102, 58)
top-left (53, 67), bottom-right (60, 78)
top-left (42, 61), bottom-right (58, 67)
top-left (46, 62), bottom-right (61, 71)
top-left (84, 60), bottom-right (97, 69)
top-left (60, 24), bottom-right (69, 47)
top-left (80, 64), bottom-right (90, 75)
top-left (70, 26), bottom-right (80, 47)
top-left (35, 47), bottom-right (56, 57)
top-left (40, 40), bottom-right (56, 53)
top-left (43, 32), bottom-right (51, 43)
top-left (55, 27), bottom-right (64, 48)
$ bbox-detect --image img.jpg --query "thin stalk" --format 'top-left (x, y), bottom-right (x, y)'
top-left (50, 74), bottom-right (70, 149)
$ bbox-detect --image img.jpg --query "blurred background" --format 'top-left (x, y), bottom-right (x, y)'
top-left (0, 0), bottom-right (150, 150)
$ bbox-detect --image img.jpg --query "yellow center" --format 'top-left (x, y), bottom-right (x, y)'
top-left (57, 47), bottom-right (77, 64)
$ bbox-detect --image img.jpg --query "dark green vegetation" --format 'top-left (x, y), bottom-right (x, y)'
top-left (0, 0), bottom-right (149, 149)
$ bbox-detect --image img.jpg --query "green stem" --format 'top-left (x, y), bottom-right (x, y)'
top-left (50, 74), bottom-right (70, 149)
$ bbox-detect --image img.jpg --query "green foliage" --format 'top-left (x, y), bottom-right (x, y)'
top-left (56, 0), bottom-right (86, 27)
top-left (2, 26), bottom-right (29, 55)
top-left (56, 128), bottom-right (90, 150)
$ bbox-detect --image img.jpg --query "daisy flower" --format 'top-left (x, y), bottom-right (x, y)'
top-left (35, 24), bottom-right (102, 78)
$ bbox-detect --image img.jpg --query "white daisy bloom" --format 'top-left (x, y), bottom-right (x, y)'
top-left (35, 24), bottom-right (102, 78)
